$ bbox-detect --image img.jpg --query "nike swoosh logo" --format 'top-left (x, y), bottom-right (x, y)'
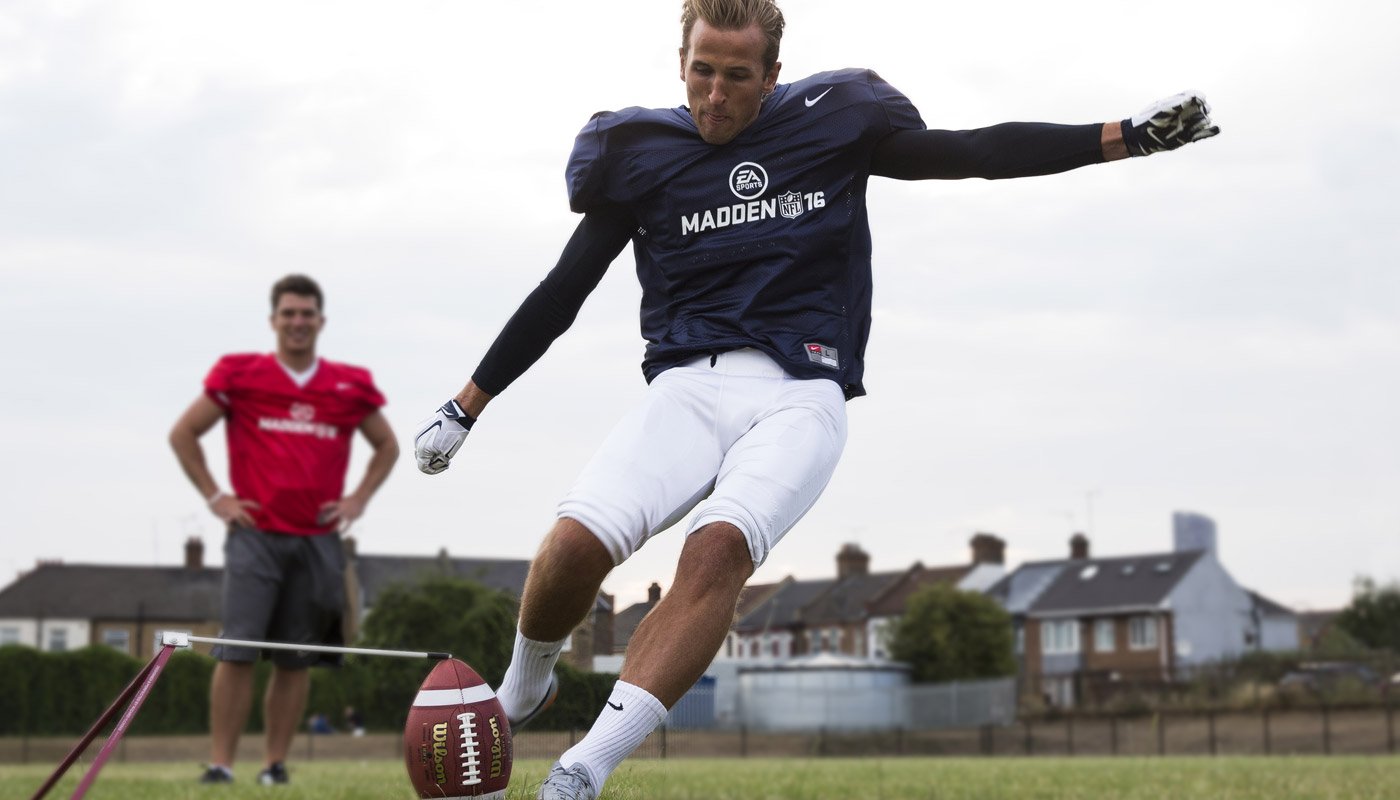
top-left (607, 701), bottom-right (624, 711)
top-left (805, 87), bottom-right (833, 107)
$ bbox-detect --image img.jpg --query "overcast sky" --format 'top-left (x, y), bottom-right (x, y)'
top-left (1, 0), bottom-right (1396, 615)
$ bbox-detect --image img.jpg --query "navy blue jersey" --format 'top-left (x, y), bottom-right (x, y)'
top-left (566, 69), bottom-right (925, 398)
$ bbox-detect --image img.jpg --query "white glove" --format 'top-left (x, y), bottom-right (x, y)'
top-left (1122, 90), bottom-right (1220, 156)
top-left (414, 399), bottom-right (475, 475)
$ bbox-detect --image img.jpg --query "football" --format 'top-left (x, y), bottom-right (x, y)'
top-left (403, 658), bottom-right (512, 799)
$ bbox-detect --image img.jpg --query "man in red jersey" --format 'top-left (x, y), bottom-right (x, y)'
top-left (170, 274), bottom-right (398, 786)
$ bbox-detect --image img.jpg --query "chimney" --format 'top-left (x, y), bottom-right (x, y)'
top-left (1172, 511), bottom-right (1218, 557)
top-left (969, 533), bottom-right (1005, 565)
top-left (647, 582), bottom-right (662, 604)
top-left (1069, 533), bottom-right (1090, 560)
top-left (185, 537), bottom-right (204, 570)
top-left (836, 543), bottom-right (870, 579)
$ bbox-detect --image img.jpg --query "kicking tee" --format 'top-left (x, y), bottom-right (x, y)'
top-left (204, 353), bottom-right (385, 535)
top-left (566, 69), bottom-right (925, 398)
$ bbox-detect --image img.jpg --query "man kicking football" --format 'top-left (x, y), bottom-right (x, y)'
top-left (414, 1), bottom-right (1218, 797)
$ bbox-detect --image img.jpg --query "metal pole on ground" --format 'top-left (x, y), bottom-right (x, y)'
top-left (175, 632), bottom-right (450, 660)
top-left (29, 643), bottom-right (177, 800)
top-left (27, 631), bottom-right (452, 800)
top-left (68, 644), bottom-right (176, 799)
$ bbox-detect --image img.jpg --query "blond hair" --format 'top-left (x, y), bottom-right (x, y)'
top-left (680, 0), bottom-right (785, 72)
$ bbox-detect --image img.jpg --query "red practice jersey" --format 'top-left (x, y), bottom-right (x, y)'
top-left (205, 353), bottom-right (386, 535)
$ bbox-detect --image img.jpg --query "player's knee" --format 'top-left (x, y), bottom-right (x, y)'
top-left (678, 523), bottom-right (755, 589)
top-left (537, 517), bottom-right (616, 576)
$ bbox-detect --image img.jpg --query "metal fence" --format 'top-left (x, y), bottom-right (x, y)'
top-left (1023, 658), bottom-right (1400, 715)
top-left (4, 705), bottom-right (1397, 764)
top-left (523, 705), bottom-right (1400, 759)
top-left (905, 678), bottom-right (1017, 729)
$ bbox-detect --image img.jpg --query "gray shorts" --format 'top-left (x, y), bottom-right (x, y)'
top-left (213, 526), bottom-right (346, 669)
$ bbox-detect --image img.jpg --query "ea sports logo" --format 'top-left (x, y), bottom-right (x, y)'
top-left (729, 162), bottom-right (768, 200)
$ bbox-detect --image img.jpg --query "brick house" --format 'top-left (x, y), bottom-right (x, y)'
top-left (723, 534), bottom-right (1008, 661)
top-left (987, 520), bottom-right (1297, 708)
top-left (0, 538), bottom-right (222, 655)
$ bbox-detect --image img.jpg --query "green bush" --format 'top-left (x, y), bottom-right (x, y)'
top-left (888, 582), bottom-right (1016, 683)
top-left (529, 663), bottom-right (619, 731)
top-left (352, 574), bottom-right (519, 731)
top-left (0, 646), bottom-right (141, 735)
top-left (0, 645), bottom-right (43, 734)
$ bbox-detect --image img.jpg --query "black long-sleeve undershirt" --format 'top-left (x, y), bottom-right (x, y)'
top-left (470, 205), bottom-right (634, 396)
top-left (470, 121), bottom-right (1107, 397)
top-left (871, 123), bottom-right (1105, 180)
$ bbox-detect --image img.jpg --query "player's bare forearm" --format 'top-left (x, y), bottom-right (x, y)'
top-left (1101, 121), bottom-right (1128, 161)
top-left (170, 433), bottom-right (218, 498)
top-left (453, 381), bottom-right (495, 419)
top-left (348, 411), bottom-right (399, 505)
top-left (169, 395), bottom-right (225, 498)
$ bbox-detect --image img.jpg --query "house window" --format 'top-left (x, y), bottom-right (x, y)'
top-left (1014, 624), bottom-right (1024, 655)
top-left (1094, 619), bottom-right (1115, 653)
top-left (48, 628), bottom-right (69, 652)
top-left (1044, 676), bottom-right (1076, 708)
top-left (870, 621), bottom-right (888, 659)
top-left (1129, 616), bottom-right (1158, 650)
top-left (725, 636), bottom-right (734, 657)
top-left (1041, 620), bottom-right (1080, 655)
top-left (103, 629), bottom-right (130, 653)
top-left (0, 627), bottom-right (19, 645)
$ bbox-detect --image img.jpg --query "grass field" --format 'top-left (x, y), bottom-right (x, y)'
top-left (5, 756), bottom-right (1400, 800)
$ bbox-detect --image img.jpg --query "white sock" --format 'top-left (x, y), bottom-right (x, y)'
top-left (494, 631), bottom-right (565, 721)
top-left (557, 681), bottom-right (667, 791)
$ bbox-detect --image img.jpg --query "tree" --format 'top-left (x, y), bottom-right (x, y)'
top-left (1335, 576), bottom-right (1400, 653)
top-left (350, 575), bottom-right (519, 729)
top-left (886, 582), bottom-right (1015, 683)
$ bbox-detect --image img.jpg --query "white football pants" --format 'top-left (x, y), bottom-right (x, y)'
top-left (558, 348), bottom-right (848, 568)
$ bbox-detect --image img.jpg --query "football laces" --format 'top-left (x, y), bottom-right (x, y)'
top-left (456, 711), bottom-right (483, 786)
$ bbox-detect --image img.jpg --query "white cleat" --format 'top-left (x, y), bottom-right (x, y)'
top-left (536, 761), bottom-right (597, 800)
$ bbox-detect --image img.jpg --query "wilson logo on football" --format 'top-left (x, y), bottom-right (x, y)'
top-left (729, 161), bottom-right (768, 200)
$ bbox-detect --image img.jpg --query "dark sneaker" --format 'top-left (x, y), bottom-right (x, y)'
top-left (199, 765), bottom-right (234, 784)
top-left (257, 762), bottom-right (289, 786)
top-left (537, 761), bottom-right (597, 800)
top-left (508, 673), bottom-right (559, 732)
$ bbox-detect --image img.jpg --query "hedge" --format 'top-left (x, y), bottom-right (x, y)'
top-left (0, 649), bottom-right (619, 736)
